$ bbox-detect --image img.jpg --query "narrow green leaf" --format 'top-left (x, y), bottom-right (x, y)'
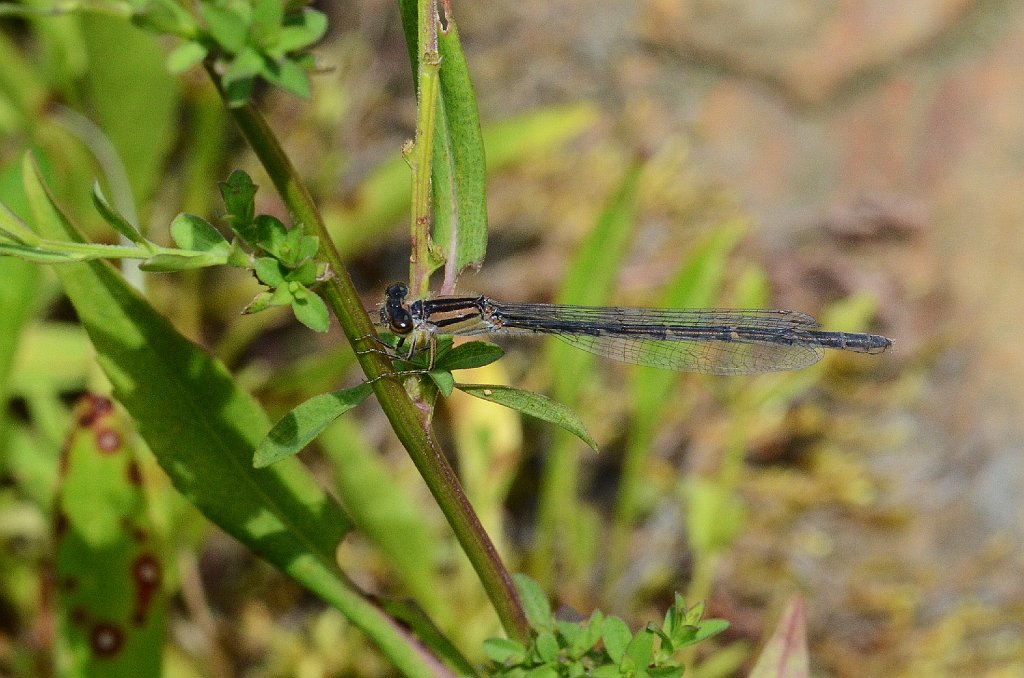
top-left (0, 200), bottom-right (41, 245)
top-left (691, 618), bottom-right (729, 644)
top-left (291, 288), bottom-right (329, 332)
top-left (166, 40), bottom-right (208, 74)
top-left (55, 395), bottom-right (165, 676)
top-left (254, 383), bottom-right (373, 468)
top-left (512, 573), bottom-right (553, 629)
top-left (549, 162), bottom-right (643, 403)
top-left (630, 219), bottom-right (748, 426)
top-left (250, 0), bottom-right (284, 45)
top-left (91, 181), bottom-right (147, 245)
top-left (430, 14), bottom-right (488, 277)
top-left (434, 341), bottom-right (503, 371)
top-left (601, 616), bottom-right (632, 664)
top-left (170, 212), bottom-right (229, 253)
top-left (456, 384), bottom-right (598, 452)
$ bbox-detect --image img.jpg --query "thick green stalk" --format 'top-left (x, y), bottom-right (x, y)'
top-left (206, 66), bottom-right (529, 643)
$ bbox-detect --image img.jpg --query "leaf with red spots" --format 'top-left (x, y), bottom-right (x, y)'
top-left (55, 394), bottom-right (165, 675)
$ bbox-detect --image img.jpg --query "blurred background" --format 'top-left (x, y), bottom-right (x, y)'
top-left (2, 0), bottom-right (1023, 676)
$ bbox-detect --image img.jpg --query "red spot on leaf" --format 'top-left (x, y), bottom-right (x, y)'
top-left (95, 428), bottom-right (121, 453)
top-left (125, 460), bottom-right (143, 485)
top-left (132, 554), bottom-right (162, 625)
top-left (90, 622), bottom-right (124, 657)
top-left (70, 606), bottom-right (88, 625)
top-left (77, 395), bottom-right (113, 427)
top-left (54, 512), bottom-right (69, 539)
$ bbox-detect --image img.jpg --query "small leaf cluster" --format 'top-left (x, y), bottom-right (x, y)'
top-left (134, 0), bottom-right (327, 106)
top-left (483, 575), bottom-right (728, 678)
top-left (219, 170), bottom-right (330, 332)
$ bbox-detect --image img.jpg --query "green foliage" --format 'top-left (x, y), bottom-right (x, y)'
top-left (136, 0), bottom-right (327, 106)
top-left (484, 576), bottom-right (728, 677)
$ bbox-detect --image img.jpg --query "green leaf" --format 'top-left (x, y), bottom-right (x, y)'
top-left (254, 384), bottom-right (373, 468)
top-left (434, 340), bottom-right (503, 371)
top-left (170, 213), bottom-right (229, 253)
top-left (254, 257), bottom-right (286, 286)
top-left (0, 200), bottom-right (42, 246)
top-left (429, 14), bottom-right (488, 277)
top-left (276, 8), bottom-right (328, 52)
top-left (243, 290), bottom-right (274, 314)
top-left (512, 573), bottom-right (553, 630)
top-left (483, 637), bottom-right (525, 663)
top-left (200, 2), bottom-right (250, 54)
top-left (250, 0), bottom-right (284, 46)
top-left (253, 213), bottom-right (289, 256)
top-left (291, 287), bottom-right (329, 332)
top-left (624, 629), bottom-right (654, 670)
top-left (138, 251), bottom-right (229, 271)
top-left (601, 616), bottom-right (632, 663)
top-left (219, 170), bottom-right (258, 234)
top-left (428, 369), bottom-right (454, 397)
top-left (535, 630), bottom-right (560, 663)
top-left (55, 396), bottom-right (165, 676)
top-left (691, 618), bottom-right (729, 644)
top-left (224, 76), bottom-right (256, 108)
top-left (285, 259), bottom-right (317, 286)
top-left (262, 56), bottom-right (312, 99)
top-left (456, 384), bottom-right (598, 452)
top-left (131, 0), bottom-right (198, 37)
top-left (224, 46), bottom-right (265, 86)
top-left (166, 40), bottom-right (208, 74)
top-left (92, 181), bottom-right (147, 245)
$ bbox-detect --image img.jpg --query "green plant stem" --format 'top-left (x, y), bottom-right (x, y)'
top-left (408, 0), bottom-right (442, 298)
top-left (206, 66), bottom-right (529, 643)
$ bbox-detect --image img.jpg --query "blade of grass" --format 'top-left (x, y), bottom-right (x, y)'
top-left (604, 219), bottom-right (747, 589)
top-left (532, 162), bottom-right (643, 587)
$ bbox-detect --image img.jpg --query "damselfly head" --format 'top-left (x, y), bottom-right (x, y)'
top-left (382, 282), bottom-right (415, 335)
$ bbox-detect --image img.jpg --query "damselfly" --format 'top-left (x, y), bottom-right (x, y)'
top-left (378, 282), bottom-right (891, 376)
